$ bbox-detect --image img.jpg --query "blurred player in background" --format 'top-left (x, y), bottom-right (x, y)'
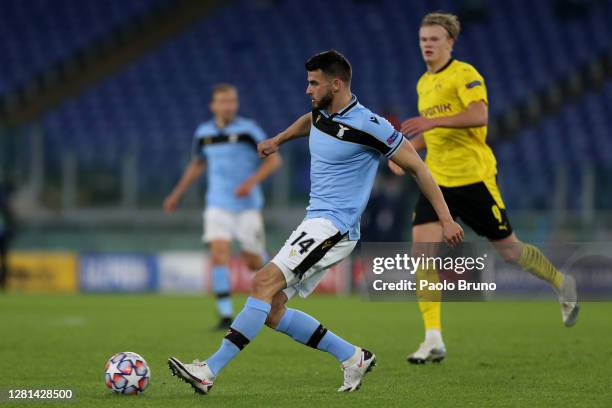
top-left (168, 50), bottom-right (463, 395)
top-left (389, 12), bottom-right (579, 364)
top-left (164, 84), bottom-right (282, 329)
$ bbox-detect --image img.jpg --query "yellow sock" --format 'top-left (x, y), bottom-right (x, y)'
top-left (517, 244), bottom-right (564, 290)
top-left (416, 266), bottom-right (441, 331)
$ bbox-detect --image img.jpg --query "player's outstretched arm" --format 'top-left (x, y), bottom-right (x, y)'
top-left (163, 158), bottom-right (206, 212)
top-left (258, 113), bottom-right (312, 157)
top-left (235, 153), bottom-right (283, 197)
top-left (388, 135), bottom-right (426, 176)
top-left (400, 101), bottom-right (488, 137)
top-left (390, 141), bottom-right (464, 246)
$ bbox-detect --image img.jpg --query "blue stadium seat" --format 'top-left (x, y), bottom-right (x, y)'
top-left (33, 0), bottom-right (612, 201)
top-left (496, 82), bottom-right (612, 209)
top-left (0, 0), bottom-right (170, 95)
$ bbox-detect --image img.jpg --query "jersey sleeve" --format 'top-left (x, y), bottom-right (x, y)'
top-left (456, 65), bottom-right (488, 107)
top-left (360, 114), bottom-right (404, 158)
top-left (247, 121), bottom-right (268, 143)
top-left (192, 125), bottom-right (206, 160)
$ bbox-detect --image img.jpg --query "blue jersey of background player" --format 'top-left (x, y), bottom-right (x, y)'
top-left (164, 84), bottom-right (282, 330)
top-left (194, 114), bottom-right (265, 212)
top-left (168, 50), bottom-right (463, 395)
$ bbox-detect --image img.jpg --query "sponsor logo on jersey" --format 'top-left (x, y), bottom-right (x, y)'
top-left (420, 103), bottom-right (452, 117)
top-left (387, 131), bottom-right (400, 145)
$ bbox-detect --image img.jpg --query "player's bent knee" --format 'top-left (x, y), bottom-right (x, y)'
top-left (251, 264), bottom-right (285, 303)
top-left (499, 247), bottom-right (520, 263)
top-left (495, 243), bottom-right (522, 263)
top-left (503, 249), bottom-right (522, 263)
top-left (412, 222), bottom-right (444, 245)
top-left (250, 274), bottom-right (268, 299)
top-left (244, 256), bottom-right (263, 271)
top-left (210, 245), bottom-right (230, 265)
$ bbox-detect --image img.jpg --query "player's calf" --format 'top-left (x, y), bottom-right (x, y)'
top-left (169, 267), bottom-right (284, 395)
top-left (272, 306), bottom-right (376, 391)
top-left (264, 292), bottom-right (288, 328)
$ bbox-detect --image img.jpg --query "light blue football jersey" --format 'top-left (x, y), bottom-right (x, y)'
top-left (193, 116), bottom-right (268, 211)
top-left (306, 95), bottom-right (404, 240)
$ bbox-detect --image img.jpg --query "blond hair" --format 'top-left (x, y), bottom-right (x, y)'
top-left (211, 83), bottom-right (237, 98)
top-left (421, 12), bottom-right (461, 41)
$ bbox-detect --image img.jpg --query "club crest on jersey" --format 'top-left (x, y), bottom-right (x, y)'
top-left (337, 124), bottom-right (350, 138)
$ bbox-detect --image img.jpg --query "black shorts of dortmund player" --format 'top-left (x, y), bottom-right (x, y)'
top-left (413, 180), bottom-right (513, 240)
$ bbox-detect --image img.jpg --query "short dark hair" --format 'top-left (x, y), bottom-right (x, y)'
top-left (305, 50), bottom-right (352, 83)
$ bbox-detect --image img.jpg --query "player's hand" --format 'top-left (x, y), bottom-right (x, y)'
top-left (163, 193), bottom-right (181, 213)
top-left (441, 220), bottom-right (464, 247)
top-left (401, 116), bottom-right (434, 137)
top-left (257, 136), bottom-right (280, 158)
top-left (235, 179), bottom-right (256, 197)
top-left (387, 160), bottom-right (406, 176)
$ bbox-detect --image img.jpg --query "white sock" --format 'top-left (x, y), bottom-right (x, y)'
top-left (425, 329), bottom-right (443, 344)
top-left (341, 346), bottom-right (361, 368)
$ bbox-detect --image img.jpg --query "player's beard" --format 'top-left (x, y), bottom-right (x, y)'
top-left (313, 90), bottom-right (334, 110)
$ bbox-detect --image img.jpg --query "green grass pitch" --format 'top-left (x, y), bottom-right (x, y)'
top-left (1, 294), bottom-right (611, 407)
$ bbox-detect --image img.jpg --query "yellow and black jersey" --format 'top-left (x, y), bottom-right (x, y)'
top-left (417, 58), bottom-right (499, 197)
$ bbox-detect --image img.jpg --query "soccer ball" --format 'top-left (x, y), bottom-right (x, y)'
top-left (104, 351), bottom-right (151, 395)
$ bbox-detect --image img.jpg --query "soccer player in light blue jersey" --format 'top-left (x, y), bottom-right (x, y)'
top-left (164, 84), bottom-right (282, 330)
top-left (168, 51), bottom-right (463, 394)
